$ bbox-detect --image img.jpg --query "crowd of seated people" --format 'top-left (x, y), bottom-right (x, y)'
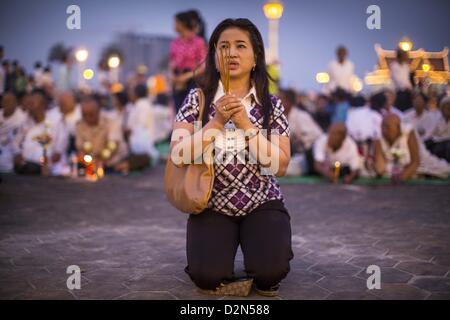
top-left (0, 59), bottom-right (172, 177)
top-left (280, 85), bottom-right (450, 182)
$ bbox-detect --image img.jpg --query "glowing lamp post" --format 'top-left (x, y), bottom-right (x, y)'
top-left (108, 56), bottom-right (121, 83)
top-left (399, 37), bottom-right (413, 52)
top-left (263, 0), bottom-right (284, 66)
top-left (75, 48), bottom-right (89, 88)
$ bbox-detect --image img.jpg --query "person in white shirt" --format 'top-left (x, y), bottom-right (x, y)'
top-left (375, 114), bottom-right (450, 180)
top-left (403, 92), bottom-right (439, 141)
top-left (46, 91), bottom-right (82, 159)
top-left (327, 46), bottom-right (355, 94)
top-left (346, 98), bottom-right (382, 142)
top-left (13, 91), bottom-right (68, 175)
top-left (125, 84), bottom-right (159, 163)
top-left (313, 123), bottom-right (361, 183)
top-left (280, 89), bottom-right (322, 175)
top-left (0, 92), bottom-right (27, 172)
top-left (389, 49), bottom-right (413, 111)
top-left (425, 96), bottom-right (450, 162)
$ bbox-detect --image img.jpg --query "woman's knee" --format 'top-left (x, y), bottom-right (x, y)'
top-left (252, 263), bottom-right (291, 289)
top-left (187, 267), bottom-right (228, 290)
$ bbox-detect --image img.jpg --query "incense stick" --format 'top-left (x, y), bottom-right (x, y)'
top-left (216, 44), bottom-right (231, 94)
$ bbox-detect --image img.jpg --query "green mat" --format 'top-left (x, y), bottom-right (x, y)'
top-left (278, 175), bottom-right (450, 186)
top-left (156, 142), bottom-right (449, 185)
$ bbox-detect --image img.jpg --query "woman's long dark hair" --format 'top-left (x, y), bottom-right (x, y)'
top-left (198, 18), bottom-right (273, 129)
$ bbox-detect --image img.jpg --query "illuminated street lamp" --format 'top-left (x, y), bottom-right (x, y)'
top-left (316, 72), bottom-right (330, 84)
top-left (108, 56), bottom-right (121, 83)
top-left (263, 0), bottom-right (284, 66)
top-left (75, 48), bottom-right (89, 88)
top-left (399, 37), bottom-right (413, 52)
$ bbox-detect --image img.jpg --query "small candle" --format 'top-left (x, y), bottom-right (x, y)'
top-left (334, 161), bottom-right (341, 182)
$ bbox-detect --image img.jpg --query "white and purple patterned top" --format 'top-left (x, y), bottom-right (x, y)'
top-left (175, 86), bottom-right (290, 216)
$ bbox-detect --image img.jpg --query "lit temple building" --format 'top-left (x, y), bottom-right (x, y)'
top-left (365, 41), bottom-right (450, 91)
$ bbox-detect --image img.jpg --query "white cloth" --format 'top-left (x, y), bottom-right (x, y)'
top-left (313, 134), bottom-right (361, 171)
top-left (288, 107), bottom-right (322, 150)
top-left (327, 60), bottom-right (355, 92)
top-left (390, 61), bottom-right (412, 90)
top-left (403, 109), bottom-right (440, 141)
top-left (126, 98), bottom-right (159, 160)
top-left (0, 108), bottom-right (27, 172)
top-left (346, 105), bottom-right (382, 141)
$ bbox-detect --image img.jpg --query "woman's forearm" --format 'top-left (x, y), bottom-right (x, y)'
top-left (171, 120), bottom-right (222, 165)
top-left (247, 130), bottom-right (290, 175)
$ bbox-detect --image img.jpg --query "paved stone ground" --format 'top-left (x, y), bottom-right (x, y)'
top-left (1, 165), bottom-right (450, 300)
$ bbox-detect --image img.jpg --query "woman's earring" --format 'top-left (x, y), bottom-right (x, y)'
top-left (252, 64), bottom-right (256, 72)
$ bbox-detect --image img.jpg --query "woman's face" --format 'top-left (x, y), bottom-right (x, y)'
top-left (215, 27), bottom-right (255, 80)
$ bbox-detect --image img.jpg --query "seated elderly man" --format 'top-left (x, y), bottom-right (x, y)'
top-left (374, 114), bottom-right (450, 180)
top-left (75, 96), bottom-right (128, 171)
top-left (279, 88), bottom-right (322, 175)
top-left (0, 92), bottom-right (28, 172)
top-left (47, 91), bottom-right (81, 155)
top-left (13, 91), bottom-right (68, 175)
top-left (313, 123), bottom-right (361, 183)
top-left (425, 96), bottom-right (450, 162)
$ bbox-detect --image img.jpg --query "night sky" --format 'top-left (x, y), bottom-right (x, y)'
top-left (1, 0), bottom-right (449, 90)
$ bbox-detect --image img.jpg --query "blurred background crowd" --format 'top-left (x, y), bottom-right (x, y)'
top-left (1, 6), bottom-right (449, 183)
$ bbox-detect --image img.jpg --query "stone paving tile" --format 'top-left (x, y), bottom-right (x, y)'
top-left (369, 284), bottom-right (429, 300)
top-left (348, 256), bottom-right (397, 268)
top-left (1, 167), bottom-right (450, 300)
top-left (410, 277), bottom-right (450, 292)
top-left (356, 267), bottom-right (412, 284)
top-left (309, 263), bottom-right (362, 277)
top-left (316, 276), bottom-right (368, 293)
top-left (326, 291), bottom-right (379, 300)
top-left (396, 261), bottom-right (449, 277)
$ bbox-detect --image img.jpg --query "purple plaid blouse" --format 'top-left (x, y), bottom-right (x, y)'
top-left (175, 88), bottom-right (290, 216)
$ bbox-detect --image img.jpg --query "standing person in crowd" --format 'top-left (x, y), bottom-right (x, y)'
top-left (390, 49), bottom-right (413, 111)
top-left (186, 9), bottom-right (207, 42)
top-left (313, 123), bottom-right (361, 183)
top-left (0, 92), bottom-right (27, 172)
top-left (279, 88), bottom-right (322, 175)
top-left (169, 11), bottom-right (207, 112)
top-left (327, 46), bottom-right (355, 94)
top-left (2, 61), bottom-right (15, 93)
top-left (13, 91), bottom-right (67, 175)
top-left (170, 18), bottom-right (293, 297)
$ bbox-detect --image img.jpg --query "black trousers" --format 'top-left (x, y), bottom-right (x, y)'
top-left (185, 200), bottom-right (294, 290)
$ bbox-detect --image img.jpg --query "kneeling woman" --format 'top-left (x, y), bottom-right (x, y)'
top-left (169, 18), bottom-right (293, 297)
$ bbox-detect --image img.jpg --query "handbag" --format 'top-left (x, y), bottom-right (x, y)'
top-left (164, 89), bottom-right (214, 214)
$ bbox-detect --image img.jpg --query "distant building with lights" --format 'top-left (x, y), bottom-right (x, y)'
top-left (115, 32), bottom-right (173, 82)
